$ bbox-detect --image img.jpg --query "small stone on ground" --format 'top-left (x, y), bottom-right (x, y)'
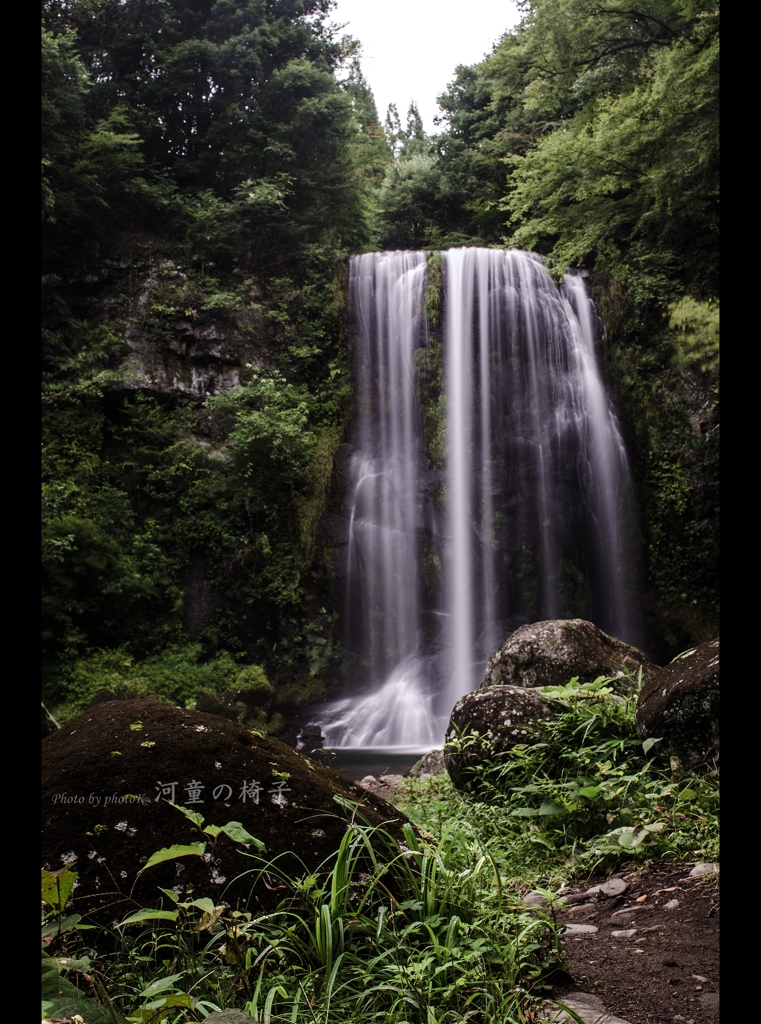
top-left (541, 992), bottom-right (633, 1024)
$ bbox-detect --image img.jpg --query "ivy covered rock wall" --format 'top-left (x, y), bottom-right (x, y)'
top-left (42, 243), bottom-right (352, 726)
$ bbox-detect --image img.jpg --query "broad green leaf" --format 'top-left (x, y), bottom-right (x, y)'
top-left (41, 865), bottom-right (77, 911)
top-left (168, 802), bottom-right (204, 827)
top-left (41, 912), bottom-right (81, 938)
top-left (642, 737), bottom-right (663, 754)
top-left (56, 955), bottom-right (92, 972)
top-left (157, 886), bottom-right (180, 903)
top-left (538, 802), bottom-right (565, 816)
top-left (182, 897), bottom-right (216, 915)
top-left (118, 908), bottom-right (179, 926)
top-left (140, 973), bottom-right (184, 997)
top-left (138, 843), bottom-right (206, 875)
top-left (578, 786), bottom-right (601, 799)
top-left (40, 950), bottom-right (106, 1020)
top-left (136, 993), bottom-right (194, 1015)
top-left (510, 807), bottom-right (540, 817)
top-left (220, 821), bottom-right (266, 849)
top-left (41, 951), bottom-right (65, 1001)
top-left (528, 834), bottom-right (555, 849)
top-left (678, 788), bottom-right (697, 802)
top-left (643, 821), bottom-right (665, 833)
top-left (617, 831), bottom-right (636, 849)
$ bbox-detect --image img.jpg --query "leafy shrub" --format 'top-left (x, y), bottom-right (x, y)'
top-left (406, 679), bottom-right (719, 883)
top-left (48, 645), bottom-right (241, 723)
top-left (234, 664), bottom-right (272, 699)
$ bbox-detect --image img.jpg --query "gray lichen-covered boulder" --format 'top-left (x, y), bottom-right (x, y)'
top-left (480, 619), bottom-right (659, 693)
top-left (636, 638), bottom-right (719, 769)
top-left (407, 749), bottom-right (446, 778)
top-left (444, 687), bottom-right (562, 790)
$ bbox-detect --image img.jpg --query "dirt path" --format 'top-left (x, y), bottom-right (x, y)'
top-left (550, 862), bottom-right (719, 1023)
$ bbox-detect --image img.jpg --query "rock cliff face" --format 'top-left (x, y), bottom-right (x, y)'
top-left (105, 259), bottom-right (271, 399)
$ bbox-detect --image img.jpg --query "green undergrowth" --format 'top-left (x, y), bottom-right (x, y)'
top-left (396, 679), bottom-right (719, 888)
top-left (46, 645), bottom-right (241, 726)
top-left (40, 683), bottom-right (718, 1022)
top-left (42, 813), bottom-right (562, 1023)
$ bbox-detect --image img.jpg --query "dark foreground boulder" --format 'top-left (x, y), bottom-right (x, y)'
top-left (41, 699), bottom-right (409, 924)
top-left (481, 619), bottom-right (659, 693)
top-left (636, 638), bottom-right (719, 769)
top-left (444, 687), bottom-right (562, 790)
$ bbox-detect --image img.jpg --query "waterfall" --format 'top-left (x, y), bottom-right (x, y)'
top-left (319, 249), bottom-right (638, 749)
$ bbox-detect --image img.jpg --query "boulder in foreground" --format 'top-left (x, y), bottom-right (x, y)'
top-left (41, 699), bottom-right (409, 923)
top-left (636, 638), bottom-right (719, 769)
top-left (444, 686), bottom-right (562, 790)
top-left (480, 619), bottom-right (659, 693)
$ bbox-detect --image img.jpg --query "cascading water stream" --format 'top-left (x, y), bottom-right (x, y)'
top-left (318, 249), bottom-right (638, 750)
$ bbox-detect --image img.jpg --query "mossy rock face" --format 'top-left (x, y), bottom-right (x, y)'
top-left (480, 619), bottom-right (659, 693)
top-left (636, 638), bottom-right (719, 769)
top-left (41, 699), bottom-right (410, 926)
top-left (444, 687), bottom-right (562, 791)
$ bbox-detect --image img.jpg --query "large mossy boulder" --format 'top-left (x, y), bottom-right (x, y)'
top-left (480, 619), bottom-right (659, 693)
top-left (41, 699), bottom-right (409, 924)
top-left (444, 687), bottom-right (562, 790)
top-left (636, 638), bottom-right (719, 769)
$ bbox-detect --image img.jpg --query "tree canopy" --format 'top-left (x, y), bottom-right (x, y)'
top-left (42, 0), bottom-right (391, 273)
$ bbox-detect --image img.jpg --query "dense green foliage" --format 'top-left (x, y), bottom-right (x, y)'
top-left (378, 0), bottom-right (719, 655)
top-left (411, 679), bottom-right (719, 886)
top-left (42, 256), bottom-right (355, 716)
top-left (42, 0), bottom-right (390, 271)
top-left (42, 1), bottom-right (394, 715)
top-left (43, 814), bottom-right (564, 1022)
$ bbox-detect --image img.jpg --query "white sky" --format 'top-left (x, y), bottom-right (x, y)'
top-left (329, 0), bottom-right (523, 133)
